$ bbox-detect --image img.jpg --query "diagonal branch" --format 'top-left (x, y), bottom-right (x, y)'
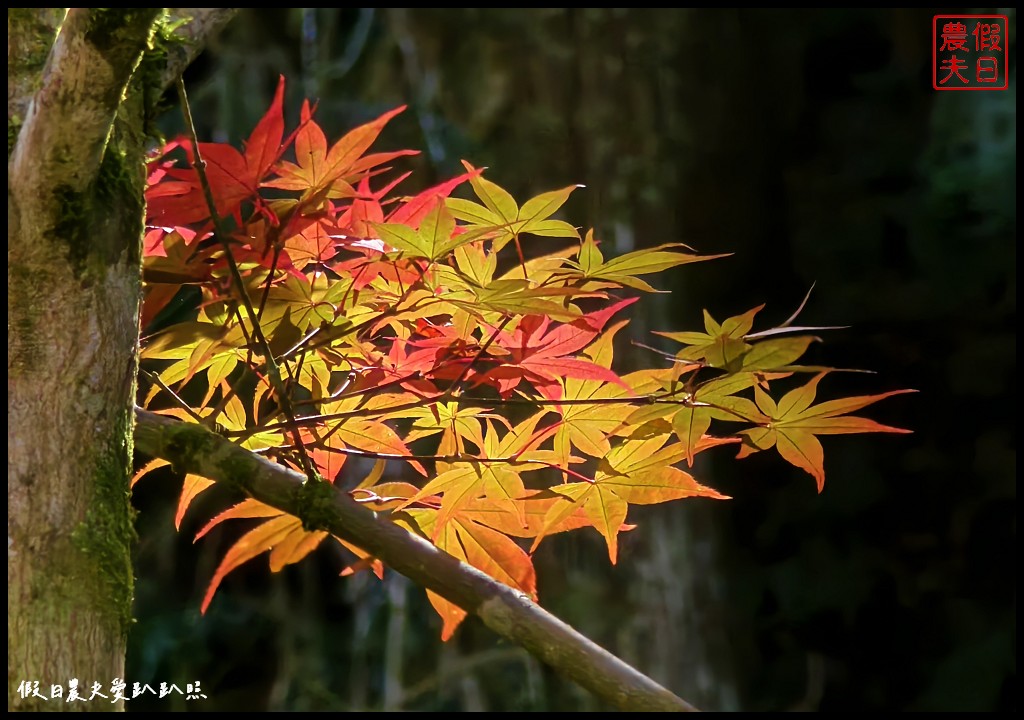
top-left (133, 408), bottom-right (700, 712)
top-left (160, 8), bottom-right (239, 91)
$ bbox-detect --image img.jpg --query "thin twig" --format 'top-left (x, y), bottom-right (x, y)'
top-left (176, 78), bottom-right (317, 481)
top-left (274, 263), bottom-right (435, 366)
top-left (448, 314), bottom-right (512, 391)
top-left (139, 368), bottom-right (206, 423)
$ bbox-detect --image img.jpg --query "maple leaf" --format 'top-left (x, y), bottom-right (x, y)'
top-left (451, 494), bottom-right (636, 540)
top-left (494, 245), bottom-right (582, 286)
top-left (737, 373), bottom-right (915, 492)
top-left (450, 242), bottom-right (497, 290)
top-left (400, 507), bottom-right (538, 641)
top-left (558, 229), bottom-right (729, 292)
top-left (532, 436), bottom-right (728, 563)
top-left (141, 321), bottom-right (250, 405)
top-left (259, 271), bottom-right (354, 338)
top-left (402, 401), bottom-right (488, 455)
top-left (282, 217), bottom-right (340, 268)
top-left (656, 300), bottom-right (845, 373)
top-left (548, 319), bottom-right (637, 463)
top-left (657, 306), bottom-right (761, 369)
top-left (140, 230), bottom-right (212, 328)
top-left (346, 464), bottom-right (543, 642)
top-left (148, 75), bottom-right (289, 226)
top-left (195, 460), bottom-right (391, 612)
top-left (176, 473), bottom-right (215, 530)
top-left (446, 163), bottom-right (581, 252)
top-left (373, 200), bottom-right (473, 261)
top-left (664, 373), bottom-right (767, 465)
top-left (387, 168), bottom-right (482, 227)
top-left (190, 459), bottom-right (401, 615)
top-left (463, 279), bottom-right (587, 322)
top-left (196, 505), bottom-right (327, 614)
top-left (398, 411), bottom-right (552, 536)
top-left (263, 101), bottom-right (410, 198)
top-left (472, 298), bottom-right (637, 397)
top-left (303, 392), bottom-right (429, 477)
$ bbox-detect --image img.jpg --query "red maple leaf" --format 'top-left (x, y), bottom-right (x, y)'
top-left (473, 298), bottom-right (638, 397)
top-left (147, 75), bottom-right (290, 228)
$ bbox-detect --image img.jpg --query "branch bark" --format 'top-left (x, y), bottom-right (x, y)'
top-left (133, 408), bottom-right (701, 712)
top-left (160, 8), bottom-right (239, 90)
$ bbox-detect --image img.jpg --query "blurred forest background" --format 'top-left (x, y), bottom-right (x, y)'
top-left (127, 8), bottom-right (1015, 712)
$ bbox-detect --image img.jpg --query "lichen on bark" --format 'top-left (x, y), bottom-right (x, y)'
top-left (71, 403), bottom-right (138, 638)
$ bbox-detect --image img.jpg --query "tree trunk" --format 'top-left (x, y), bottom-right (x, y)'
top-left (7, 9), bottom-right (159, 711)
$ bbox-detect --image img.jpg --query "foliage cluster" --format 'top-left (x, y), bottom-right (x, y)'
top-left (136, 77), bottom-right (911, 638)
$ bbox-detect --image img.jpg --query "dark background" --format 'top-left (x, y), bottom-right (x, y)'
top-left (128, 8), bottom-right (1015, 711)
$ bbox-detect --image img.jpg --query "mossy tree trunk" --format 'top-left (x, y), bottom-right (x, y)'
top-left (8, 8), bottom-right (161, 711)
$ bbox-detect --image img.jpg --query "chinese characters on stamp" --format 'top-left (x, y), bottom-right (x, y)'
top-left (933, 15), bottom-right (1009, 91)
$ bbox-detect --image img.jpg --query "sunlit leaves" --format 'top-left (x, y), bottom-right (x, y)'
top-left (372, 201), bottom-right (473, 261)
top-left (737, 373), bottom-right (915, 491)
top-left (657, 304), bottom-right (842, 373)
top-left (465, 280), bottom-right (584, 322)
top-left (137, 78), bottom-right (912, 640)
top-left (666, 372), bottom-right (765, 465)
top-left (404, 508), bottom-right (538, 641)
top-left (561, 230), bottom-right (730, 292)
top-left (551, 321), bottom-right (635, 463)
top-left (148, 76), bottom-right (288, 226)
top-left (447, 162), bottom-right (581, 251)
top-left (199, 511), bottom-right (317, 614)
top-left (657, 306), bottom-right (760, 369)
top-left (532, 436), bottom-right (728, 563)
top-left (263, 102), bottom-right (411, 198)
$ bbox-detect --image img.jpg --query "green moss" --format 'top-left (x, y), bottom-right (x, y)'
top-left (96, 145), bottom-right (145, 268)
top-left (163, 422), bottom-right (221, 474)
top-left (8, 114), bottom-right (23, 158)
top-left (157, 423), bottom-right (335, 532)
top-left (7, 8), bottom-right (64, 77)
top-left (216, 452), bottom-right (260, 493)
top-left (137, 12), bottom-right (188, 86)
top-left (70, 405), bottom-right (137, 637)
top-left (157, 421), bottom-right (267, 496)
top-left (96, 145), bottom-right (137, 205)
top-left (84, 8), bottom-right (159, 54)
top-left (52, 184), bottom-right (91, 274)
top-left (50, 130), bottom-right (146, 278)
top-left (294, 475), bottom-right (334, 532)
top-left (135, 11), bottom-right (190, 135)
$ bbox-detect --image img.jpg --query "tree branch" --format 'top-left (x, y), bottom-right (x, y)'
top-left (160, 9), bottom-right (239, 91)
top-left (133, 408), bottom-right (700, 712)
